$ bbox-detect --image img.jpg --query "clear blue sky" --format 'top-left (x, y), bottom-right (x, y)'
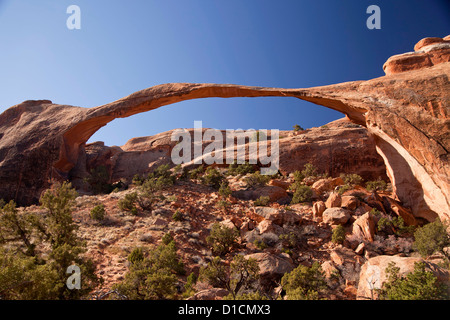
top-left (0, 0), bottom-right (449, 146)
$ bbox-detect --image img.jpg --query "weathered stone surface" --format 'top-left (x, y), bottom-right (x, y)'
top-left (357, 255), bottom-right (450, 300)
top-left (253, 207), bottom-right (301, 226)
top-left (341, 195), bottom-right (359, 210)
top-left (244, 252), bottom-right (294, 287)
top-left (330, 246), bottom-right (364, 283)
top-left (322, 208), bottom-right (351, 225)
top-left (325, 192), bottom-right (342, 208)
top-left (384, 36), bottom-right (450, 75)
top-left (352, 212), bottom-right (375, 242)
top-left (0, 36), bottom-right (448, 224)
top-left (312, 200), bottom-right (326, 218)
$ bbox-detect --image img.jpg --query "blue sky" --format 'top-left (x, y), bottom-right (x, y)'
top-left (0, 0), bottom-right (449, 146)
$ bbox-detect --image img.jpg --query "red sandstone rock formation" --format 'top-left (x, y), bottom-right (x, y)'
top-left (0, 36), bottom-right (448, 223)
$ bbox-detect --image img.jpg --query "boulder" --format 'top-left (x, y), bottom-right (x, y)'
top-left (253, 207), bottom-right (301, 226)
top-left (357, 255), bottom-right (450, 300)
top-left (312, 201), bottom-right (326, 218)
top-left (330, 246), bottom-right (365, 283)
top-left (341, 195), bottom-right (359, 210)
top-left (352, 212), bottom-right (376, 242)
top-left (325, 192), bottom-right (342, 208)
top-left (244, 252), bottom-right (294, 288)
top-left (322, 208), bottom-right (351, 225)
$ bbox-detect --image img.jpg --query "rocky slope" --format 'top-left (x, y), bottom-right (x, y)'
top-left (25, 164), bottom-right (446, 300)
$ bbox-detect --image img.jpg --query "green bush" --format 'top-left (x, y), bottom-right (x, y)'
top-left (254, 196), bottom-right (270, 207)
top-left (227, 161), bottom-right (256, 176)
top-left (114, 241), bottom-right (185, 300)
top-left (253, 239), bottom-right (268, 250)
top-left (332, 225), bottom-right (346, 244)
top-left (85, 165), bottom-right (114, 194)
top-left (413, 219), bottom-right (450, 257)
top-left (172, 209), bottom-right (183, 221)
top-left (244, 171), bottom-right (270, 188)
top-left (377, 216), bottom-right (415, 237)
top-left (90, 204), bottom-right (106, 221)
top-left (118, 192), bottom-right (139, 215)
top-left (292, 170), bottom-right (304, 183)
top-left (281, 262), bottom-right (327, 300)
top-left (336, 184), bottom-right (351, 195)
top-left (291, 185), bottom-right (313, 204)
top-left (200, 167), bottom-right (227, 190)
top-left (301, 163), bottom-right (319, 178)
top-left (218, 182), bottom-right (232, 198)
top-left (161, 233), bottom-right (174, 245)
top-left (207, 223), bottom-right (239, 256)
top-left (340, 173), bottom-right (363, 187)
top-left (293, 124), bottom-right (304, 132)
top-left (366, 179), bottom-right (388, 192)
top-left (0, 182), bottom-right (100, 299)
top-left (188, 166), bottom-right (204, 180)
top-left (199, 255), bottom-right (259, 299)
top-left (377, 261), bottom-right (448, 300)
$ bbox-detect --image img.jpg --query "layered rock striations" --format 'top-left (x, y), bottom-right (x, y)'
top-left (0, 36), bottom-right (448, 223)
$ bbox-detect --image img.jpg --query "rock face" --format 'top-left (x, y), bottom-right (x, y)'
top-left (0, 36), bottom-right (448, 223)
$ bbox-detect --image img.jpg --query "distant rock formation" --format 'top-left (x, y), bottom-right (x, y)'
top-left (70, 118), bottom-right (386, 190)
top-left (0, 36), bottom-right (448, 223)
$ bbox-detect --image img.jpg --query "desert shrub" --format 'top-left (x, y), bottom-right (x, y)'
top-left (377, 216), bottom-right (415, 237)
top-left (413, 219), bottom-right (450, 257)
top-left (254, 196), bottom-right (270, 207)
top-left (293, 124), bottom-right (304, 132)
top-left (207, 223), bottom-right (239, 256)
top-left (336, 184), bottom-right (351, 195)
top-left (340, 173), bottom-right (363, 187)
top-left (243, 171), bottom-right (270, 188)
top-left (0, 182), bottom-right (99, 299)
top-left (200, 167), bottom-right (227, 190)
top-left (132, 174), bottom-right (145, 186)
top-left (128, 247), bottom-right (145, 265)
top-left (118, 192), bottom-right (138, 215)
top-left (292, 170), bottom-right (304, 183)
top-left (216, 200), bottom-right (231, 213)
top-left (114, 241), bottom-right (185, 300)
top-left (227, 161), bottom-right (256, 176)
top-left (366, 179), bottom-right (388, 192)
top-left (161, 233), bottom-right (174, 245)
top-left (172, 209), bottom-right (183, 222)
top-left (332, 225), bottom-right (346, 244)
top-left (85, 165), bottom-right (114, 194)
top-left (281, 262), bottom-right (327, 300)
top-left (90, 204), bottom-right (106, 221)
top-left (377, 261), bottom-right (448, 300)
top-left (218, 182), bottom-right (232, 198)
top-left (301, 163), bottom-right (319, 178)
top-left (199, 255), bottom-right (259, 299)
top-left (188, 166), bottom-right (204, 180)
top-left (291, 185), bottom-right (313, 204)
top-left (183, 272), bottom-right (198, 298)
top-left (253, 239), bottom-right (268, 250)
top-left (279, 232), bottom-right (298, 249)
